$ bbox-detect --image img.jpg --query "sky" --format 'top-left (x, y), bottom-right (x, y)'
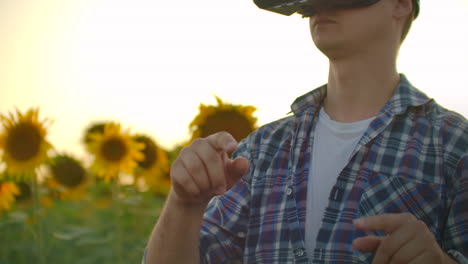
top-left (1, 0), bottom-right (468, 159)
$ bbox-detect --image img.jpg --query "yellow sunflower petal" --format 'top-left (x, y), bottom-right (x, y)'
top-left (189, 95), bottom-right (258, 142)
top-left (0, 182), bottom-right (19, 213)
top-left (86, 122), bottom-right (143, 182)
top-left (0, 108), bottom-right (53, 178)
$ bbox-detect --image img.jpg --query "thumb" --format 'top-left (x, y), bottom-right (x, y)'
top-left (352, 236), bottom-right (383, 252)
top-left (225, 157), bottom-right (249, 189)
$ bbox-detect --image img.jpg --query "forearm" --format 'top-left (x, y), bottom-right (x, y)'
top-left (145, 191), bottom-right (209, 264)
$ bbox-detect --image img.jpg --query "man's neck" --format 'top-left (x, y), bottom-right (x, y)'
top-left (324, 52), bottom-right (400, 123)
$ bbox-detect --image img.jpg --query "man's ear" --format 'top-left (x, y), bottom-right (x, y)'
top-left (392, 0), bottom-right (413, 19)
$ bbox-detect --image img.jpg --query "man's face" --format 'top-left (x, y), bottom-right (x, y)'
top-left (308, 0), bottom-right (395, 59)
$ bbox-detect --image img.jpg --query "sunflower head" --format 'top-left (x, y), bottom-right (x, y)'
top-left (0, 172), bottom-right (31, 202)
top-left (0, 108), bottom-right (53, 178)
top-left (14, 181), bottom-right (32, 202)
top-left (48, 154), bottom-right (87, 189)
top-left (83, 122), bottom-right (109, 146)
top-left (189, 96), bottom-right (258, 142)
top-left (134, 135), bottom-right (168, 170)
top-left (0, 181), bottom-right (20, 214)
top-left (133, 135), bottom-right (170, 196)
top-left (86, 123), bottom-right (144, 182)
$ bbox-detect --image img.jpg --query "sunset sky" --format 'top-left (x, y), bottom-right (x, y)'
top-left (1, 0), bottom-right (468, 158)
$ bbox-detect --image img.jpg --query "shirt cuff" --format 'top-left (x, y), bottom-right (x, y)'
top-left (141, 248), bottom-right (147, 264)
top-left (447, 250), bottom-right (468, 264)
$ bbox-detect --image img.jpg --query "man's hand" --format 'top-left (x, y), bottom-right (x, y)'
top-left (170, 131), bottom-right (249, 206)
top-left (353, 213), bottom-right (457, 264)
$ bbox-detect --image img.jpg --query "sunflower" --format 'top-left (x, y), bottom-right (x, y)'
top-left (82, 122), bottom-right (108, 145)
top-left (86, 123), bottom-right (144, 182)
top-left (189, 96), bottom-right (258, 142)
top-left (0, 108), bottom-right (53, 178)
top-left (1, 171), bottom-right (32, 202)
top-left (0, 181), bottom-right (20, 213)
top-left (45, 154), bottom-right (88, 200)
top-left (14, 181), bottom-right (32, 202)
top-left (133, 135), bottom-right (170, 196)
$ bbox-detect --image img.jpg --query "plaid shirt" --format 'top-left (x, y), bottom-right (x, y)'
top-left (198, 75), bottom-right (468, 263)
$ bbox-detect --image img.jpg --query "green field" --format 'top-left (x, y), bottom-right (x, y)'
top-left (0, 183), bottom-right (165, 264)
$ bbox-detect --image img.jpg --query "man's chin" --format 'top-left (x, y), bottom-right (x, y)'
top-left (313, 39), bottom-right (345, 59)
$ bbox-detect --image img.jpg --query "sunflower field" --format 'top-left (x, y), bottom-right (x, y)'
top-left (0, 97), bottom-right (258, 264)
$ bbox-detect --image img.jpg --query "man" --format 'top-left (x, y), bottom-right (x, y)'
top-left (145, 0), bottom-right (467, 263)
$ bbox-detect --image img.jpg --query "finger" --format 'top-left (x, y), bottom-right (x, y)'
top-left (408, 251), bottom-right (433, 264)
top-left (191, 139), bottom-right (227, 194)
top-left (225, 156), bottom-right (249, 189)
top-left (388, 236), bottom-right (426, 264)
top-left (206, 131), bottom-right (238, 153)
top-left (171, 160), bottom-right (201, 198)
top-left (387, 221), bottom-right (434, 264)
top-left (354, 213), bottom-right (416, 234)
top-left (180, 147), bottom-right (212, 193)
top-left (352, 236), bottom-right (382, 252)
top-left (372, 219), bottom-right (421, 264)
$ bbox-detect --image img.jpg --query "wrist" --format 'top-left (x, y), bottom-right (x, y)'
top-left (442, 252), bottom-right (457, 264)
top-left (167, 190), bottom-right (210, 213)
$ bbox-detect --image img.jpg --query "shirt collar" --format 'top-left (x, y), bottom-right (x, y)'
top-left (290, 74), bottom-right (432, 117)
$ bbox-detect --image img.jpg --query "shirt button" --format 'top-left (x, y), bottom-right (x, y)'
top-left (286, 187), bottom-right (292, 196)
top-left (295, 248), bottom-right (304, 257)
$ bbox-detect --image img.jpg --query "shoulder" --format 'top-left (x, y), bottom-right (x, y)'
top-left (234, 115), bottom-right (295, 159)
top-left (232, 115), bottom-right (295, 182)
top-left (425, 101), bottom-right (468, 150)
top-left (397, 75), bottom-right (468, 157)
top-left (423, 101), bottom-right (468, 181)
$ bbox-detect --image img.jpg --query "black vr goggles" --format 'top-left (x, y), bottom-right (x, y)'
top-left (253, 0), bottom-right (419, 18)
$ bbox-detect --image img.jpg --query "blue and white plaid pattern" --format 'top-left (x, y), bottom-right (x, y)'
top-left (198, 74), bottom-right (468, 264)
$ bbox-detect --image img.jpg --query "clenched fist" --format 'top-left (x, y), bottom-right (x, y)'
top-left (170, 131), bottom-right (249, 205)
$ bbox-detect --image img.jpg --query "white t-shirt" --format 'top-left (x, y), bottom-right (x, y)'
top-left (305, 107), bottom-right (375, 256)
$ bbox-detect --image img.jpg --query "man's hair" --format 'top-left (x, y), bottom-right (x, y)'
top-left (401, 1), bottom-right (418, 43)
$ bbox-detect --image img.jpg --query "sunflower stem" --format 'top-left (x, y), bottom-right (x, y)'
top-left (31, 172), bottom-right (45, 264)
top-left (112, 175), bottom-right (123, 264)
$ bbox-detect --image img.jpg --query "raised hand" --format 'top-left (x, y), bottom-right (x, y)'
top-left (170, 131), bottom-right (249, 205)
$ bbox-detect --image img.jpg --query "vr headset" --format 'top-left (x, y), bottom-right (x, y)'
top-left (253, 0), bottom-right (419, 18)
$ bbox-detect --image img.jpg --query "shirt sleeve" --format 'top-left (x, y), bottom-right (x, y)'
top-left (142, 249), bottom-right (147, 264)
top-left (199, 139), bottom-right (253, 264)
top-left (443, 156), bottom-right (468, 264)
